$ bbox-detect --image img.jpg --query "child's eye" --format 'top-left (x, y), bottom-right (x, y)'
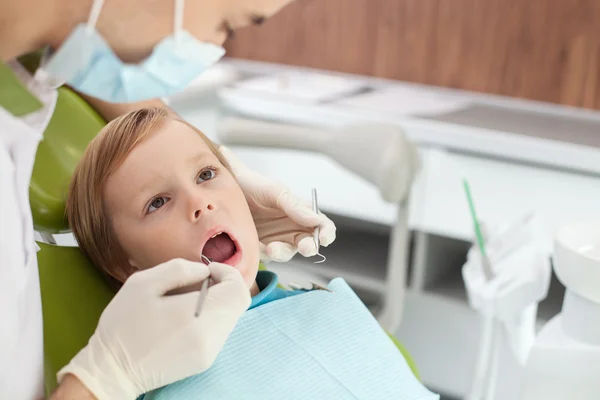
top-left (148, 196), bottom-right (169, 213)
top-left (197, 168), bottom-right (216, 183)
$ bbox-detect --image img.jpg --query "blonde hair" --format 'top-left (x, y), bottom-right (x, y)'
top-left (66, 107), bottom-right (231, 290)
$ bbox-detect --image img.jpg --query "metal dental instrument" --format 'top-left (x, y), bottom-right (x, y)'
top-left (289, 281), bottom-right (333, 293)
top-left (311, 188), bottom-right (326, 264)
top-left (194, 255), bottom-right (212, 317)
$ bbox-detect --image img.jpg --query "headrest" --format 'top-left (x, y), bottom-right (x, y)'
top-left (30, 87), bottom-right (105, 233)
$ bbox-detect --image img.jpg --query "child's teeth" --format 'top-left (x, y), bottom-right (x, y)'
top-left (211, 232), bottom-right (222, 239)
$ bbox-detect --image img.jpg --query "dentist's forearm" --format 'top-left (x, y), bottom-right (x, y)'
top-left (50, 374), bottom-right (96, 400)
top-left (78, 93), bottom-right (166, 122)
top-left (80, 94), bottom-right (218, 149)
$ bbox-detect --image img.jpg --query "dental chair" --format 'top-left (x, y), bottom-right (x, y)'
top-left (30, 84), bottom-right (112, 396)
top-left (27, 74), bottom-right (419, 398)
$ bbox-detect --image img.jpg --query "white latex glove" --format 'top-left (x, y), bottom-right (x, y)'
top-left (57, 259), bottom-right (250, 400)
top-left (220, 146), bottom-right (336, 262)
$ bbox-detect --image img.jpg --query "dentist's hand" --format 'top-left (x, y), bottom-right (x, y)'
top-left (57, 259), bottom-right (250, 400)
top-left (220, 146), bottom-right (336, 262)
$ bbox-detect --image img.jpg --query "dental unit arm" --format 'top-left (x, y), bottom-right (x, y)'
top-left (217, 117), bottom-right (421, 332)
top-left (218, 117), bottom-right (420, 204)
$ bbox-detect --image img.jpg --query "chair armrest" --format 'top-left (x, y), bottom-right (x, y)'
top-left (386, 332), bottom-right (420, 381)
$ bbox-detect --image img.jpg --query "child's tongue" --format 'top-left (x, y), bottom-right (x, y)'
top-left (202, 234), bottom-right (236, 263)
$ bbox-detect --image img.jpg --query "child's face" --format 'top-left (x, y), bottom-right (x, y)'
top-left (104, 119), bottom-right (259, 288)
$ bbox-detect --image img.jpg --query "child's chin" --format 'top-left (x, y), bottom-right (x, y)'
top-left (245, 269), bottom-right (259, 288)
top-left (248, 277), bottom-right (261, 297)
top-left (242, 264), bottom-right (260, 288)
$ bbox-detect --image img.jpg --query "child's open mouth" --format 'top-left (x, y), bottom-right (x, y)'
top-left (201, 231), bottom-right (242, 266)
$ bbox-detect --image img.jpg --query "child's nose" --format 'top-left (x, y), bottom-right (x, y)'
top-left (187, 192), bottom-right (215, 222)
top-left (192, 204), bottom-right (215, 221)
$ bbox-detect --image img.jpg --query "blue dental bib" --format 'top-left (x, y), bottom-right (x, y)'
top-left (145, 278), bottom-right (438, 400)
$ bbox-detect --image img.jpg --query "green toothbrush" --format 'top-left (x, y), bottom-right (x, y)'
top-left (463, 179), bottom-right (494, 281)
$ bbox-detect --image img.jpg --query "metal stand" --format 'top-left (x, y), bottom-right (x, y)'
top-left (38, 231), bottom-right (56, 245)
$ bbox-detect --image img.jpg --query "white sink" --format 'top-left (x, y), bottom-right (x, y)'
top-left (554, 221), bottom-right (600, 303)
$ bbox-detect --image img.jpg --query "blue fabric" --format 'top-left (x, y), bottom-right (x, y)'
top-left (249, 271), bottom-right (303, 310)
top-left (144, 278), bottom-right (439, 400)
top-left (138, 271), bottom-right (301, 400)
top-left (38, 24), bottom-right (225, 103)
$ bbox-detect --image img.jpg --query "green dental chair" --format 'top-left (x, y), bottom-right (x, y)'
top-left (17, 59), bottom-right (419, 398)
top-left (30, 87), bottom-right (114, 396)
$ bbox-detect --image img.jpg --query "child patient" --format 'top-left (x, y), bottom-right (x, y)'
top-left (67, 106), bottom-right (303, 307)
top-left (67, 107), bottom-right (427, 400)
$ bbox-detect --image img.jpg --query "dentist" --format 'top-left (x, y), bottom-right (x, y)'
top-left (0, 0), bottom-right (336, 398)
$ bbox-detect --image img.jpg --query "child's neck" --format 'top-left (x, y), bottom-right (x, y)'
top-left (250, 281), bottom-right (260, 297)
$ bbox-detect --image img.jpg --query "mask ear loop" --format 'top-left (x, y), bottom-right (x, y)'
top-left (34, 0), bottom-right (104, 87)
top-left (87, 0), bottom-right (105, 33)
top-left (174, 0), bottom-right (185, 44)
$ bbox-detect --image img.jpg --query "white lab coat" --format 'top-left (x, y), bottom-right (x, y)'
top-left (0, 61), bottom-right (58, 399)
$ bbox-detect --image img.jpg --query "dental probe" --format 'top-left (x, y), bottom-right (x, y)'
top-left (311, 188), bottom-right (326, 264)
top-left (194, 255), bottom-right (212, 317)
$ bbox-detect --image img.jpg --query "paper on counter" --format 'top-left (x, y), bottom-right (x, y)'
top-left (231, 71), bottom-right (369, 104)
top-left (336, 86), bottom-right (472, 117)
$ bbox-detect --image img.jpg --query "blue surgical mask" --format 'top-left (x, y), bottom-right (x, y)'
top-left (34, 0), bottom-right (225, 103)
